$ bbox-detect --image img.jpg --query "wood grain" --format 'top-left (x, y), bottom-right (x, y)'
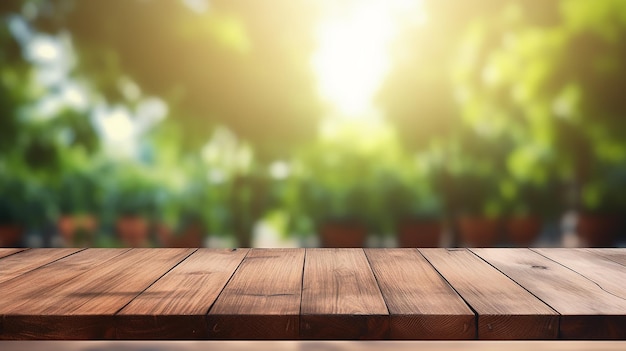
top-left (0, 249), bottom-right (131, 340)
top-left (0, 249), bottom-right (130, 307)
top-left (473, 248), bottom-right (626, 339)
top-left (117, 248), bottom-right (249, 339)
top-left (534, 249), bottom-right (626, 339)
top-left (207, 248), bottom-right (304, 339)
top-left (585, 248), bottom-right (626, 266)
top-left (365, 249), bottom-right (475, 339)
top-left (0, 248), bottom-right (193, 339)
top-left (0, 248), bottom-right (82, 284)
top-left (0, 248), bottom-right (625, 340)
top-left (0, 249), bottom-right (26, 260)
top-left (420, 248), bottom-right (557, 340)
top-left (301, 248), bottom-right (389, 339)
top-left (533, 249), bottom-right (626, 299)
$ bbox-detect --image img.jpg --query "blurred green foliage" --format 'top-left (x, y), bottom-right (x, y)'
top-left (0, 0), bottom-right (625, 247)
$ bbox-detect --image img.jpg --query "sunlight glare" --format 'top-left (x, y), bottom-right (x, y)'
top-left (312, 0), bottom-right (425, 119)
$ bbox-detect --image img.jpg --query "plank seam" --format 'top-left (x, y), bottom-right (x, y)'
top-left (362, 249), bottom-right (391, 317)
top-left (468, 249), bottom-right (561, 316)
top-left (21, 248), bottom-right (135, 296)
top-left (0, 248), bottom-right (29, 260)
top-left (113, 248), bottom-right (199, 317)
top-left (0, 248), bottom-right (87, 285)
top-left (204, 248), bottom-right (252, 316)
top-left (417, 249), bottom-right (478, 340)
top-left (529, 248), bottom-right (626, 302)
top-left (583, 249), bottom-right (626, 267)
top-left (298, 248), bottom-right (307, 338)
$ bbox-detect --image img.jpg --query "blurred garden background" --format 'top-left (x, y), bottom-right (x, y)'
top-left (0, 0), bottom-right (625, 248)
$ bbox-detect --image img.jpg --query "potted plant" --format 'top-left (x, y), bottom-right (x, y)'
top-left (280, 169), bottom-right (371, 248)
top-left (108, 165), bottom-right (159, 248)
top-left (437, 134), bottom-right (509, 248)
top-left (576, 165), bottom-right (626, 247)
top-left (157, 180), bottom-right (209, 248)
top-left (0, 155), bottom-right (60, 248)
top-left (0, 175), bottom-right (27, 247)
top-left (499, 177), bottom-right (562, 246)
top-left (315, 184), bottom-right (371, 248)
top-left (55, 169), bottom-right (103, 247)
top-left (384, 170), bottom-right (445, 248)
top-left (281, 122), bottom-right (409, 247)
top-left (452, 174), bottom-right (506, 248)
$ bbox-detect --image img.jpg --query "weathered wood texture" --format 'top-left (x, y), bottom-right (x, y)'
top-left (0, 249), bottom-right (26, 260)
top-left (0, 248), bottom-right (193, 339)
top-left (420, 248), bottom-right (558, 339)
top-left (207, 248), bottom-right (304, 339)
top-left (585, 248), bottom-right (626, 266)
top-left (365, 248), bottom-right (475, 339)
top-left (301, 248), bottom-right (389, 339)
top-left (473, 248), bottom-right (626, 339)
top-left (117, 248), bottom-right (249, 339)
top-left (0, 248), bottom-right (82, 284)
top-left (0, 248), bottom-right (625, 340)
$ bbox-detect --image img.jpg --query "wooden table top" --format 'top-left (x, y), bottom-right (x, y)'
top-left (0, 248), bottom-right (625, 340)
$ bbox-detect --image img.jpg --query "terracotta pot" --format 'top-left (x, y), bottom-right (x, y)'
top-left (506, 215), bottom-right (542, 247)
top-left (57, 215), bottom-right (98, 247)
top-left (396, 219), bottom-right (442, 248)
top-left (319, 221), bottom-right (367, 248)
top-left (457, 216), bottom-right (502, 247)
top-left (577, 213), bottom-right (621, 247)
top-left (155, 222), bottom-right (174, 247)
top-left (0, 225), bottom-right (22, 247)
top-left (116, 216), bottom-right (150, 247)
top-left (169, 222), bottom-right (205, 248)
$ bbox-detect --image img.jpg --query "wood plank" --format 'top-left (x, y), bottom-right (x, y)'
top-left (0, 249), bottom-right (131, 305)
top-left (117, 248), bottom-right (249, 339)
top-left (585, 248), bottom-right (626, 266)
top-left (2, 341), bottom-right (626, 351)
top-left (0, 248), bottom-right (194, 340)
top-left (207, 248), bottom-right (304, 339)
top-left (0, 249), bottom-right (132, 340)
top-left (419, 248), bottom-right (557, 340)
top-left (533, 249), bottom-right (626, 299)
top-left (0, 249), bottom-right (27, 260)
top-left (301, 248), bottom-right (389, 340)
top-left (0, 248), bottom-right (82, 284)
top-left (365, 249), bottom-right (475, 339)
top-left (473, 248), bottom-right (626, 339)
top-left (532, 247), bottom-right (626, 339)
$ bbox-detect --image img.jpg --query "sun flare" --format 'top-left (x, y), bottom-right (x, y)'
top-left (312, 0), bottom-right (426, 120)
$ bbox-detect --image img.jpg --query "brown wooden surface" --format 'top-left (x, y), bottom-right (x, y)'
top-left (0, 248), bottom-right (625, 340)
top-left (0, 249), bottom-right (26, 260)
top-left (117, 248), bottom-right (249, 339)
top-left (420, 248), bottom-right (558, 340)
top-left (0, 249), bottom-right (132, 339)
top-left (0, 249), bottom-right (131, 310)
top-left (533, 248), bottom-right (626, 299)
top-left (0, 248), bottom-right (82, 284)
top-left (1, 248), bottom-right (193, 339)
top-left (365, 248), bottom-right (475, 339)
top-left (472, 248), bottom-right (626, 339)
top-left (586, 248), bottom-right (626, 266)
top-left (208, 248), bottom-right (304, 339)
top-left (301, 248), bottom-right (389, 339)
